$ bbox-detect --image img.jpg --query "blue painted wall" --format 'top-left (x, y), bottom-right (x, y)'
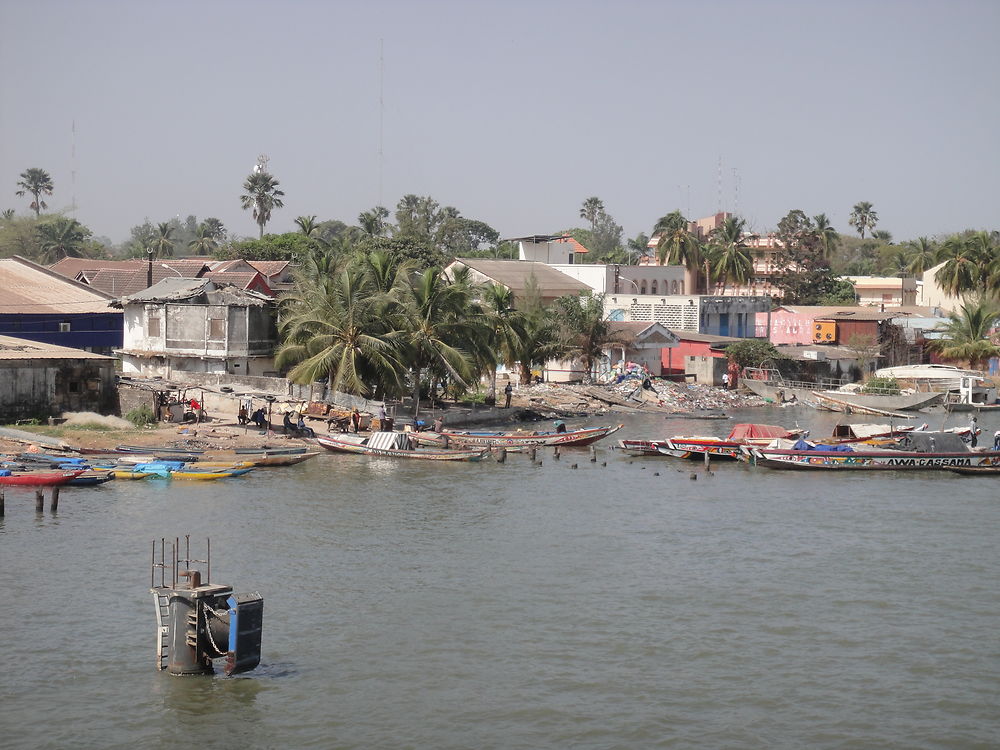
top-left (0, 312), bottom-right (123, 353)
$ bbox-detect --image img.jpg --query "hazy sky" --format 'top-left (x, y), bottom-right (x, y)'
top-left (2, 0), bottom-right (998, 246)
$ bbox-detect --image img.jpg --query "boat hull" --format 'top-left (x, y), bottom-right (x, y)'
top-left (0, 470), bottom-right (83, 486)
top-left (422, 424), bottom-right (623, 448)
top-left (317, 434), bottom-right (487, 461)
top-left (745, 446), bottom-right (1000, 470)
top-left (617, 439), bottom-right (669, 456)
top-left (741, 378), bottom-right (943, 411)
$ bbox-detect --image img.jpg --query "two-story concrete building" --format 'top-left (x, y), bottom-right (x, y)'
top-left (113, 278), bottom-right (277, 378)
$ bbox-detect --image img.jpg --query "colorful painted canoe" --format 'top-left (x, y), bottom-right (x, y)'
top-left (655, 424), bottom-right (808, 461)
top-left (317, 432), bottom-right (488, 461)
top-left (418, 424), bottom-right (623, 449)
top-left (0, 470), bottom-right (84, 486)
top-left (745, 445), bottom-right (1000, 470)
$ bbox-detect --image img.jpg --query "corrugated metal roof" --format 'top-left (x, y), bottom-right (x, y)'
top-left (0, 334), bottom-right (116, 361)
top-left (83, 266), bottom-right (204, 296)
top-left (0, 256), bottom-right (116, 314)
top-left (449, 259), bottom-right (591, 298)
top-left (112, 278), bottom-right (272, 307)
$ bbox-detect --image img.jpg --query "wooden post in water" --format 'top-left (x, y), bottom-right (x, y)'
top-left (553, 446), bottom-right (560, 460)
top-left (497, 448), bottom-right (507, 464)
top-left (704, 451), bottom-right (711, 470)
top-left (528, 447), bottom-right (537, 462)
top-left (35, 488), bottom-right (44, 512)
top-left (590, 446), bottom-right (597, 462)
top-left (0, 488), bottom-right (5, 516)
top-left (50, 487), bottom-right (60, 512)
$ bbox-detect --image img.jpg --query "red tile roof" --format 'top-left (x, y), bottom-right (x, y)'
top-left (553, 236), bottom-right (589, 253)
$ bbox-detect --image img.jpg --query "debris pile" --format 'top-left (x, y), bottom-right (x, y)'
top-left (512, 378), bottom-right (764, 415)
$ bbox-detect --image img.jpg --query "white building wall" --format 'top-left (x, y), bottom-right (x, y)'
top-left (548, 264), bottom-right (610, 292)
top-left (518, 240), bottom-right (574, 264)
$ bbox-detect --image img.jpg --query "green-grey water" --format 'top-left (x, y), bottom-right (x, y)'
top-left (1, 407), bottom-right (998, 749)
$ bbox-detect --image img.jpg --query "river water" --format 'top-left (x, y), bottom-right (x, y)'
top-left (1, 407), bottom-right (998, 749)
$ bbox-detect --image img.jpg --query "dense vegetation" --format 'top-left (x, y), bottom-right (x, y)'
top-left (5, 166), bottom-right (998, 378)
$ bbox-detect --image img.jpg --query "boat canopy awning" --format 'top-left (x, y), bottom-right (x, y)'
top-left (728, 423), bottom-right (795, 440)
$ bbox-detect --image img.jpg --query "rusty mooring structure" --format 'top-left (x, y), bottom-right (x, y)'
top-left (150, 536), bottom-right (263, 676)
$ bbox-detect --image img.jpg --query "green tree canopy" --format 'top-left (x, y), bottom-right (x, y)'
top-left (926, 296), bottom-right (1000, 370)
top-left (217, 232), bottom-right (321, 262)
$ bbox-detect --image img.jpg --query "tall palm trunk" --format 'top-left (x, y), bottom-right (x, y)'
top-left (412, 366), bottom-right (422, 420)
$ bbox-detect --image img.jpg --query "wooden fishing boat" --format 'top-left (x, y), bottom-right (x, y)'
top-left (617, 439), bottom-right (670, 456)
top-left (744, 431), bottom-right (1000, 471)
top-left (813, 392), bottom-right (916, 418)
top-left (197, 451), bottom-right (320, 467)
top-left (317, 432), bottom-right (488, 461)
top-left (0, 470), bottom-right (84, 486)
top-left (169, 468), bottom-right (253, 480)
top-left (417, 424), bottom-right (623, 449)
top-left (110, 470), bottom-right (155, 480)
top-left (741, 368), bottom-right (945, 411)
top-left (64, 471), bottom-right (114, 487)
top-left (657, 423), bottom-right (807, 461)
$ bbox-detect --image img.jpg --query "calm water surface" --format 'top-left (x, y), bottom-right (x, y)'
top-left (1, 407), bottom-right (998, 749)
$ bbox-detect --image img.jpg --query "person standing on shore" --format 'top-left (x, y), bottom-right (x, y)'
top-left (504, 382), bottom-right (513, 408)
top-left (722, 372), bottom-right (729, 390)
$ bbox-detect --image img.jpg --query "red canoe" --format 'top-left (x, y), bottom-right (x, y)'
top-left (0, 470), bottom-right (84, 486)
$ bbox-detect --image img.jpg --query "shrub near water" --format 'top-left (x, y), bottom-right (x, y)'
top-left (124, 404), bottom-right (156, 427)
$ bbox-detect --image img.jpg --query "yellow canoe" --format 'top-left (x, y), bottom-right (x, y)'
top-left (170, 468), bottom-right (252, 480)
top-left (110, 470), bottom-right (154, 480)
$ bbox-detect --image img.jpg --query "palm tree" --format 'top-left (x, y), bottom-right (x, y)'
top-left (709, 216), bottom-right (755, 294)
top-left (15, 168), bottom-right (54, 217)
top-left (150, 222), bottom-right (175, 259)
top-left (478, 283), bottom-right (525, 402)
top-left (579, 197), bottom-right (605, 231)
top-left (240, 171), bottom-right (285, 238)
top-left (295, 215), bottom-right (318, 237)
top-left (359, 206), bottom-right (391, 237)
top-left (653, 211), bottom-right (705, 291)
top-left (848, 201), bottom-right (878, 239)
top-left (508, 277), bottom-right (561, 385)
top-left (188, 224), bottom-right (218, 256)
top-left (400, 268), bottom-right (477, 418)
top-left (1, 209), bottom-right (14, 221)
top-left (926, 297), bottom-right (1000, 370)
top-left (812, 214), bottom-right (839, 259)
top-left (554, 292), bottom-right (620, 383)
top-left (275, 265), bottom-right (405, 396)
top-left (905, 237), bottom-right (937, 276)
top-left (934, 234), bottom-right (985, 296)
top-left (36, 217), bottom-right (89, 263)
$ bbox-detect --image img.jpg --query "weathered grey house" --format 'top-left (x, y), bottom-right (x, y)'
top-left (0, 334), bottom-right (117, 420)
top-left (112, 278), bottom-right (277, 378)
